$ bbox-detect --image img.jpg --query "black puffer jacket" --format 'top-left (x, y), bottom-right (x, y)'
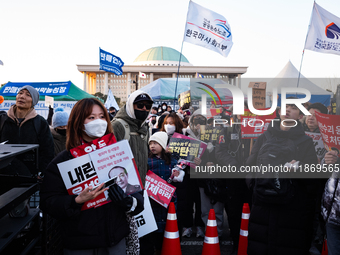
top-left (40, 150), bottom-right (144, 250)
top-left (0, 106), bottom-right (54, 174)
top-left (245, 120), bottom-right (320, 255)
top-left (50, 127), bottom-right (66, 157)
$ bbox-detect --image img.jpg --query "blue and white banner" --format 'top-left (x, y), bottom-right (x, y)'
top-left (99, 48), bottom-right (124, 75)
top-left (183, 1), bottom-right (233, 57)
top-left (0, 81), bottom-right (71, 96)
top-left (0, 100), bottom-right (76, 119)
top-left (305, 2), bottom-right (340, 55)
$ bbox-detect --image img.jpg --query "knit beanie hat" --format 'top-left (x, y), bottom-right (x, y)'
top-left (18, 85), bottom-right (40, 107)
top-left (52, 108), bottom-right (69, 128)
top-left (149, 131), bottom-right (168, 150)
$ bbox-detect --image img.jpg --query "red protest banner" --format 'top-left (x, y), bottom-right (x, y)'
top-left (145, 170), bottom-right (176, 208)
top-left (315, 111), bottom-right (340, 156)
top-left (70, 133), bottom-right (116, 158)
top-left (240, 109), bottom-right (276, 139)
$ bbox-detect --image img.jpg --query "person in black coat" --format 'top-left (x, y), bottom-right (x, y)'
top-left (0, 85), bottom-right (54, 176)
top-left (215, 112), bottom-right (252, 253)
top-left (245, 103), bottom-right (319, 255)
top-left (40, 98), bottom-right (143, 254)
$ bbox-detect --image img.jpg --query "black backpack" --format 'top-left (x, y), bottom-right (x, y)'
top-left (253, 131), bottom-right (309, 204)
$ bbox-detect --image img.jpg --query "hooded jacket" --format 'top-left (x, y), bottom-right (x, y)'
top-left (0, 105), bottom-right (54, 174)
top-left (50, 127), bottom-right (66, 157)
top-left (111, 90), bottom-right (152, 185)
top-left (245, 120), bottom-right (320, 255)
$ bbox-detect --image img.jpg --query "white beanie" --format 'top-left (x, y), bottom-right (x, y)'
top-left (149, 131), bottom-right (168, 150)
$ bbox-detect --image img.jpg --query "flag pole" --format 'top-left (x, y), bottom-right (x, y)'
top-left (174, 0), bottom-right (191, 110)
top-left (173, 41), bottom-right (184, 110)
top-left (296, 50), bottom-right (305, 89)
top-left (297, 1), bottom-right (315, 89)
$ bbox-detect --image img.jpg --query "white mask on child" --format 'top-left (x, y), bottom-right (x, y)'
top-left (164, 124), bottom-right (176, 135)
top-left (84, 119), bottom-right (107, 138)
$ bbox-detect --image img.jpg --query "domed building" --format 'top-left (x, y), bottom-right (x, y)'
top-left (77, 46), bottom-right (247, 102)
top-left (132, 46), bottom-right (192, 66)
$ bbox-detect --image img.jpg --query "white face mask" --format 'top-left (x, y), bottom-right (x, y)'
top-left (84, 119), bottom-right (108, 138)
top-left (162, 106), bottom-right (166, 110)
top-left (164, 124), bottom-right (176, 135)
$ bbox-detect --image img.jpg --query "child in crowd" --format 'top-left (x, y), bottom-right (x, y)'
top-left (141, 131), bottom-right (183, 254)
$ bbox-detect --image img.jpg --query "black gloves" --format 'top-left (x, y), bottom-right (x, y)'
top-left (108, 184), bottom-right (134, 212)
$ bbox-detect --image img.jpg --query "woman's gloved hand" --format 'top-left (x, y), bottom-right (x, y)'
top-left (108, 184), bottom-right (135, 212)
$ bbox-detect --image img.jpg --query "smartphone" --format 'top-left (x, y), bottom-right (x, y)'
top-left (92, 176), bottom-right (117, 191)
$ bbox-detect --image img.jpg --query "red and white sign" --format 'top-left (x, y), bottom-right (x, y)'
top-left (70, 133), bottom-right (116, 158)
top-left (241, 109), bottom-right (276, 139)
top-left (57, 154), bottom-right (108, 211)
top-left (145, 170), bottom-right (176, 208)
top-left (315, 111), bottom-right (340, 156)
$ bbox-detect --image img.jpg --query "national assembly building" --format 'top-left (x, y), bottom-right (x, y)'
top-left (77, 46), bottom-right (248, 103)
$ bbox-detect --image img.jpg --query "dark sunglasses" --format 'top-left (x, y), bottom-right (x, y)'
top-left (136, 103), bottom-right (152, 110)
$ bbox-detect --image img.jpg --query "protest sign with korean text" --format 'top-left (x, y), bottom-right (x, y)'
top-left (168, 133), bottom-right (206, 166)
top-left (315, 111), bottom-right (340, 156)
top-left (305, 132), bottom-right (328, 160)
top-left (134, 190), bottom-right (158, 238)
top-left (70, 133), bottom-right (117, 158)
top-left (89, 140), bottom-right (143, 195)
top-left (57, 154), bottom-right (108, 211)
top-left (45, 96), bottom-right (54, 107)
top-left (99, 48), bottom-right (124, 76)
top-left (240, 109), bottom-right (276, 139)
top-left (145, 170), bottom-right (176, 208)
top-left (199, 125), bottom-right (223, 144)
top-left (178, 90), bottom-right (191, 108)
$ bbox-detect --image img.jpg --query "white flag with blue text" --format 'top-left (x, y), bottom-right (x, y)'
top-left (183, 1), bottom-right (233, 57)
top-left (305, 2), bottom-right (340, 56)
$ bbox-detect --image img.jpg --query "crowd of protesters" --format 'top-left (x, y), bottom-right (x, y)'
top-left (1, 85), bottom-right (339, 255)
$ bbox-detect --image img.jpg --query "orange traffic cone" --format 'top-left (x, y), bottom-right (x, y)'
top-left (238, 203), bottom-right (250, 255)
top-left (161, 202), bottom-right (182, 255)
top-left (321, 239), bottom-right (328, 255)
top-left (202, 209), bottom-right (220, 255)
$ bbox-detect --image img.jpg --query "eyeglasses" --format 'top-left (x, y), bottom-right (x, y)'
top-left (136, 103), bottom-right (152, 110)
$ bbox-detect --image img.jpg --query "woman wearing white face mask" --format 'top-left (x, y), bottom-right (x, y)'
top-left (160, 112), bottom-right (185, 143)
top-left (40, 98), bottom-right (144, 255)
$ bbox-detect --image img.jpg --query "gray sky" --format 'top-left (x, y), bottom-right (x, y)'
top-left (1, 0), bottom-right (340, 90)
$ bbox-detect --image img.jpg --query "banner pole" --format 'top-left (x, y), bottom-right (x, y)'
top-left (174, 41), bottom-right (184, 110)
top-left (174, 0), bottom-right (191, 110)
top-left (296, 50), bottom-right (305, 89)
top-left (297, 1), bottom-right (314, 89)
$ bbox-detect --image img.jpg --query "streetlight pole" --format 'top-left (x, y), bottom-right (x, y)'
top-left (135, 74), bottom-right (139, 90)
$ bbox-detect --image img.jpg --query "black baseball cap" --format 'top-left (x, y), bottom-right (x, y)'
top-left (134, 94), bottom-right (153, 104)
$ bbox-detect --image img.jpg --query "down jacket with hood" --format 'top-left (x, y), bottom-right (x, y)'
top-left (111, 90), bottom-right (152, 186)
top-left (245, 120), bottom-right (320, 255)
top-left (0, 105), bottom-right (54, 175)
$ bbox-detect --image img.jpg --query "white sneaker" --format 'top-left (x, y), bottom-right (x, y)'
top-left (182, 227), bottom-right (193, 237)
top-left (196, 226), bottom-right (205, 238)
